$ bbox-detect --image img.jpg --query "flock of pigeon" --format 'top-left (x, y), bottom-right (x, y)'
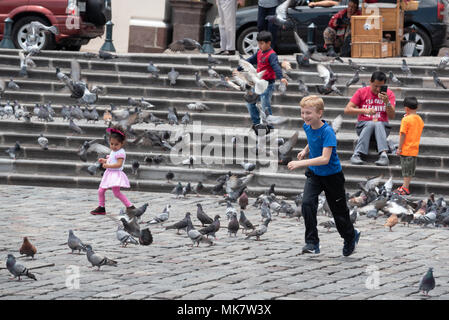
top-left (2, 18), bottom-right (448, 296)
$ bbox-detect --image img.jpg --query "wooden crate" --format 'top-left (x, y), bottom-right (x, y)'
top-left (351, 15), bottom-right (382, 43)
top-left (351, 41), bottom-right (394, 58)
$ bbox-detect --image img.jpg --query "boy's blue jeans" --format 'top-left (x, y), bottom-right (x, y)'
top-left (301, 168), bottom-right (355, 246)
top-left (246, 82), bottom-right (274, 126)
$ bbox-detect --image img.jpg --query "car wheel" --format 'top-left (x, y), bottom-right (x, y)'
top-left (402, 26), bottom-right (431, 56)
top-left (237, 26), bottom-right (259, 56)
top-left (12, 16), bottom-right (56, 51)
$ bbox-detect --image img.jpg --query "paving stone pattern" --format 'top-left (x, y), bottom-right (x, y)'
top-left (1, 185), bottom-right (448, 300)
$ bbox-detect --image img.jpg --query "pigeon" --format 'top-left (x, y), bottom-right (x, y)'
top-left (207, 65), bottom-right (220, 78)
top-left (298, 79), bottom-right (310, 96)
top-left (278, 131), bottom-right (298, 165)
top-left (67, 230), bottom-right (87, 254)
top-left (116, 226), bottom-right (138, 247)
top-left (432, 70), bottom-right (447, 89)
top-left (171, 182), bottom-right (183, 198)
top-left (167, 106), bottom-right (179, 125)
top-left (168, 67), bottom-right (180, 85)
top-left (348, 59), bottom-right (366, 72)
top-left (120, 217), bottom-right (141, 238)
top-left (168, 38), bottom-right (202, 52)
top-left (126, 203), bottom-right (149, 220)
top-left (131, 160), bottom-right (140, 176)
top-left (388, 71), bottom-right (403, 86)
top-left (187, 102), bottom-right (210, 111)
top-left (296, 53), bottom-right (310, 67)
top-left (278, 81), bottom-right (287, 95)
top-left (237, 54), bottom-right (268, 95)
top-left (187, 219), bottom-right (213, 247)
top-left (346, 70), bottom-right (360, 87)
top-left (225, 201), bottom-right (238, 220)
top-left (316, 63), bottom-right (341, 95)
top-left (359, 175), bottom-right (383, 194)
top-left (19, 237), bottom-right (37, 259)
top-left (8, 78), bottom-right (20, 90)
top-left (181, 112), bottom-right (191, 126)
top-left (69, 118), bottom-right (84, 134)
top-left (319, 219), bottom-right (336, 231)
top-left (194, 181), bottom-right (204, 196)
top-left (182, 182), bottom-right (192, 197)
top-left (437, 52), bottom-right (449, 70)
top-left (418, 267), bottom-right (435, 296)
top-left (208, 53), bottom-right (221, 66)
top-left (139, 228), bottom-right (153, 245)
top-left (401, 59), bottom-right (413, 77)
top-left (331, 114), bottom-right (343, 134)
top-left (238, 191), bottom-right (249, 210)
top-left (350, 208), bottom-right (358, 225)
top-left (401, 213), bottom-right (414, 226)
top-left (37, 133), bottom-right (49, 150)
top-left (195, 71), bottom-right (209, 89)
top-left (6, 254), bottom-right (37, 281)
top-left (199, 215), bottom-right (220, 239)
top-left (265, 0), bottom-right (295, 28)
top-left (260, 201), bottom-right (272, 221)
top-left (197, 203), bottom-right (213, 226)
top-left (99, 50), bottom-right (118, 60)
top-left (239, 210), bottom-right (255, 234)
top-left (243, 85), bottom-right (260, 104)
top-left (240, 161), bottom-right (256, 172)
top-left (147, 61), bottom-right (160, 78)
top-left (166, 170), bottom-right (174, 183)
top-left (227, 212), bottom-right (240, 237)
top-left (294, 30), bottom-right (343, 63)
top-left (245, 218), bottom-right (271, 240)
top-left (5, 141), bottom-right (21, 159)
top-left (182, 156), bottom-right (195, 169)
top-left (85, 245), bottom-right (117, 270)
top-left (165, 212), bottom-right (192, 234)
top-left (147, 204), bottom-right (170, 225)
top-left (384, 214), bottom-right (398, 231)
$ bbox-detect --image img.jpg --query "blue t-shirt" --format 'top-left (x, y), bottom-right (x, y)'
top-left (303, 120), bottom-right (342, 176)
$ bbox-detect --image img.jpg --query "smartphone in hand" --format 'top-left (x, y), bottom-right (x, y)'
top-left (380, 85), bottom-right (388, 93)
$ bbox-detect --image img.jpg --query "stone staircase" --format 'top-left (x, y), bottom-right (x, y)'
top-left (0, 48), bottom-right (448, 198)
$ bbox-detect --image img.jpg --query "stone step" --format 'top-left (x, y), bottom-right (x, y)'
top-left (0, 157), bottom-right (447, 197)
top-left (1, 118), bottom-right (448, 157)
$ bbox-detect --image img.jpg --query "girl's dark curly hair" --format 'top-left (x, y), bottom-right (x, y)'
top-left (107, 125), bottom-right (126, 143)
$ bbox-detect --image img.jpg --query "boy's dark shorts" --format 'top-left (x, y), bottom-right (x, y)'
top-left (400, 156), bottom-right (417, 177)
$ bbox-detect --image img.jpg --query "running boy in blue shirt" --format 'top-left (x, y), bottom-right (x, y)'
top-left (287, 95), bottom-right (360, 256)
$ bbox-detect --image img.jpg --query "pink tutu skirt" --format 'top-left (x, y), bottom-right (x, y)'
top-left (99, 169), bottom-right (130, 189)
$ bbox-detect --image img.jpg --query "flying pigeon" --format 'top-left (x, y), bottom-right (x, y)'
top-left (85, 245), bottom-right (117, 270)
top-left (265, 0), bottom-right (295, 28)
top-left (294, 31), bottom-right (343, 63)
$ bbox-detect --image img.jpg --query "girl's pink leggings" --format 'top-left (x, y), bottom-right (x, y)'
top-left (98, 187), bottom-right (132, 208)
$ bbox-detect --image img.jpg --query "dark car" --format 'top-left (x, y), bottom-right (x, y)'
top-left (0, 0), bottom-right (111, 51)
top-left (212, 0), bottom-right (448, 56)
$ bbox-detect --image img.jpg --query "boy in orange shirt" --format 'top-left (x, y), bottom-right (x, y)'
top-left (394, 97), bottom-right (424, 195)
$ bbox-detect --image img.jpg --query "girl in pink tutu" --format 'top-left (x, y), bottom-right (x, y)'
top-left (90, 125), bottom-right (136, 215)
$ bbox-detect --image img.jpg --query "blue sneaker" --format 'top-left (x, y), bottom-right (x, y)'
top-left (343, 229), bottom-right (361, 257)
top-left (302, 243), bottom-right (320, 254)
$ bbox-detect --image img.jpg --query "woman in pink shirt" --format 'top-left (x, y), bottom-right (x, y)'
top-left (344, 71), bottom-right (396, 166)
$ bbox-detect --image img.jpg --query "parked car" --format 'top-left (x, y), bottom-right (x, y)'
top-left (212, 0), bottom-right (448, 56)
top-left (0, 0), bottom-right (111, 51)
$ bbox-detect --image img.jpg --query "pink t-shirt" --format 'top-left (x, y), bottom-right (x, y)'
top-left (350, 86), bottom-right (396, 122)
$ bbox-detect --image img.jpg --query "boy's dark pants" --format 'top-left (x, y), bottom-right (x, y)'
top-left (301, 168), bottom-right (355, 245)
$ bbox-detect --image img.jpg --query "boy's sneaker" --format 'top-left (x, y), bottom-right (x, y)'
top-left (343, 229), bottom-right (361, 257)
top-left (90, 206), bottom-right (106, 215)
top-left (394, 186), bottom-right (410, 196)
top-left (302, 243), bottom-right (320, 254)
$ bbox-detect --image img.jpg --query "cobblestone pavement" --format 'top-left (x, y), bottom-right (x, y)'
top-left (0, 184), bottom-right (448, 300)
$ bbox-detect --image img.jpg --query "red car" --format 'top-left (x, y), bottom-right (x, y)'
top-left (0, 0), bottom-right (111, 51)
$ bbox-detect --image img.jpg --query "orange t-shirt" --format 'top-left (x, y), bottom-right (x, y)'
top-left (399, 114), bottom-right (424, 156)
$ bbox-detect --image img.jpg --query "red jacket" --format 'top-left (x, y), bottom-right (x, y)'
top-left (257, 48), bottom-right (276, 81)
top-left (328, 8), bottom-right (361, 31)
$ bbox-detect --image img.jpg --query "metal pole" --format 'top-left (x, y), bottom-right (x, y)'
top-left (307, 22), bottom-right (316, 46)
top-left (100, 1), bottom-right (115, 52)
top-left (0, 18), bottom-right (16, 49)
top-left (201, 22), bottom-right (214, 54)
